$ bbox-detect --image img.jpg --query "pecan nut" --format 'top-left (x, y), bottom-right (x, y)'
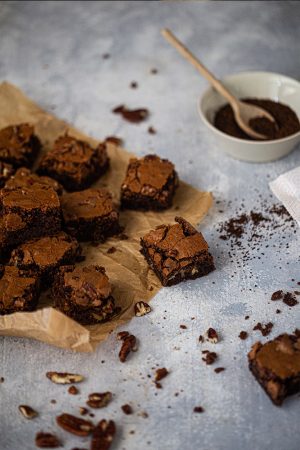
top-left (46, 372), bottom-right (84, 384)
top-left (35, 432), bottom-right (61, 448)
top-left (87, 392), bottom-right (112, 409)
top-left (91, 419), bottom-right (116, 450)
top-left (118, 334), bottom-right (137, 362)
top-left (56, 413), bottom-right (94, 437)
top-left (155, 368), bottom-right (169, 382)
top-left (205, 328), bottom-right (219, 344)
top-left (134, 301), bottom-right (151, 317)
top-left (18, 404), bottom-right (38, 419)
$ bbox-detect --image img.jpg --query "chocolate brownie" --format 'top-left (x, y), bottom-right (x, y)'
top-left (0, 265), bottom-right (40, 315)
top-left (5, 167), bottom-right (63, 195)
top-left (0, 185), bottom-right (61, 247)
top-left (248, 332), bottom-right (300, 406)
top-left (37, 135), bottom-right (109, 191)
top-left (120, 154), bottom-right (178, 210)
top-left (9, 232), bottom-right (81, 287)
top-left (140, 216), bottom-right (215, 286)
top-left (52, 265), bottom-right (116, 324)
top-left (61, 188), bottom-right (120, 242)
top-left (0, 162), bottom-right (15, 188)
top-left (0, 124), bottom-right (41, 168)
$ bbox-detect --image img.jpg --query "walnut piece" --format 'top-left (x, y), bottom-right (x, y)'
top-left (91, 419), bottom-right (116, 450)
top-left (46, 372), bottom-right (84, 384)
top-left (134, 301), bottom-right (151, 317)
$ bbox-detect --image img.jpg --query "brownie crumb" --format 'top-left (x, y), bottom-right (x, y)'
top-left (122, 404), bottom-right (133, 415)
top-left (107, 246), bottom-right (117, 254)
top-left (180, 324), bottom-right (187, 329)
top-left (0, 377), bottom-right (4, 383)
top-left (239, 331), bottom-right (248, 340)
top-left (198, 335), bottom-right (204, 343)
top-left (214, 367), bottom-right (225, 373)
top-left (155, 382), bottom-right (162, 389)
top-left (271, 290), bottom-right (283, 301)
top-left (283, 292), bottom-right (298, 307)
top-left (112, 105), bottom-right (149, 123)
top-left (155, 368), bottom-right (169, 382)
top-left (130, 82), bottom-right (138, 89)
top-left (202, 351), bottom-right (217, 365)
top-left (245, 315), bottom-right (250, 320)
top-left (276, 309), bottom-right (281, 314)
top-left (68, 385), bottom-right (79, 395)
top-left (50, 399), bottom-right (56, 404)
top-left (193, 406), bottom-right (204, 413)
top-left (253, 322), bottom-right (273, 337)
top-left (148, 126), bottom-right (156, 135)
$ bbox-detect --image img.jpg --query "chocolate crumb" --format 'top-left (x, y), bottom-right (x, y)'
top-left (198, 335), bottom-right (204, 343)
top-left (202, 351), bottom-right (217, 365)
top-left (271, 290), bottom-right (283, 301)
top-left (155, 368), bottom-right (169, 382)
top-left (107, 246), bottom-right (117, 254)
top-left (239, 331), bottom-right (248, 340)
top-left (150, 68), bottom-right (158, 74)
top-left (214, 367), bottom-right (225, 373)
top-left (253, 322), bottom-right (273, 337)
top-left (0, 377), bottom-right (4, 383)
top-left (155, 382), bottom-right (162, 389)
top-left (148, 126), bottom-right (156, 134)
top-left (130, 82), bottom-right (138, 89)
top-left (244, 315), bottom-right (250, 320)
top-left (276, 309), bottom-right (281, 314)
top-left (50, 399), bottom-right (56, 404)
top-left (112, 105), bottom-right (149, 123)
top-left (121, 404), bottom-right (133, 415)
top-left (68, 385), bottom-right (79, 395)
top-left (193, 406), bottom-right (204, 413)
top-left (180, 324), bottom-right (187, 329)
top-left (283, 292), bottom-right (298, 307)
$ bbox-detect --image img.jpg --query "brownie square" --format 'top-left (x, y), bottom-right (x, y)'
top-left (5, 167), bottom-right (63, 195)
top-left (0, 265), bottom-right (40, 315)
top-left (37, 135), bottom-right (109, 191)
top-left (52, 265), bottom-right (116, 324)
top-left (9, 232), bottom-right (81, 287)
top-left (0, 162), bottom-right (15, 188)
top-left (0, 124), bottom-right (41, 168)
top-left (120, 154), bottom-right (178, 210)
top-left (0, 185), bottom-right (61, 247)
top-left (248, 331), bottom-right (300, 406)
top-left (140, 216), bottom-right (215, 287)
top-left (61, 188), bottom-right (120, 242)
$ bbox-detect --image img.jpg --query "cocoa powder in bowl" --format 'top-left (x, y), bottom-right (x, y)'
top-left (214, 98), bottom-right (300, 141)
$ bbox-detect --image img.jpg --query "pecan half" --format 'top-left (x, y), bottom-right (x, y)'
top-left (118, 334), bottom-right (137, 362)
top-left (155, 368), bottom-right (169, 382)
top-left (134, 301), bottom-right (151, 317)
top-left (46, 372), bottom-right (84, 384)
top-left (56, 413), bottom-right (94, 437)
top-left (35, 432), bottom-right (61, 448)
top-left (91, 420), bottom-right (116, 450)
top-left (19, 404), bottom-right (38, 419)
top-left (87, 392), bottom-right (112, 409)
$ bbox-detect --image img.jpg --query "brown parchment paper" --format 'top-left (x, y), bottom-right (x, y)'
top-left (0, 82), bottom-right (213, 352)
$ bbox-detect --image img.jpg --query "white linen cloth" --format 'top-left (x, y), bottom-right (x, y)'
top-left (270, 166), bottom-right (300, 226)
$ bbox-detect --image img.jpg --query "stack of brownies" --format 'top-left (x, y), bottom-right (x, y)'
top-left (0, 123), bottom-right (215, 324)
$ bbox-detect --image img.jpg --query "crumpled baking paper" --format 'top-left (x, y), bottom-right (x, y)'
top-left (0, 82), bottom-right (213, 352)
top-left (270, 166), bottom-right (300, 226)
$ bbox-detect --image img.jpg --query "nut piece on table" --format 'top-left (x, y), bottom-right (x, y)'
top-left (87, 392), bottom-right (112, 409)
top-left (46, 372), bottom-right (84, 384)
top-left (56, 413), bottom-right (94, 437)
top-left (35, 432), bottom-right (62, 448)
top-left (205, 327), bottom-right (219, 344)
top-left (91, 419), bottom-right (116, 450)
top-left (118, 333), bottom-right (138, 363)
top-left (19, 404), bottom-right (38, 419)
top-left (155, 368), bottom-right (169, 382)
top-left (134, 301), bottom-right (151, 317)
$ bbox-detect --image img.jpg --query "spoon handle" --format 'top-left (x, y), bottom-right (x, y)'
top-left (161, 28), bottom-right (237, 107)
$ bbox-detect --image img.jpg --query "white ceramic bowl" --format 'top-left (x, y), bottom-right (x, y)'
top-left (199, 71), bottom-right (300, 162)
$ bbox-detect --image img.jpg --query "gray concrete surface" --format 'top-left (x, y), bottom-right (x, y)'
top-left (0, 1), bottom-right (299, 449)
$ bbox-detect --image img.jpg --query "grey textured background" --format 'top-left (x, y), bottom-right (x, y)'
top-left (0, 1), bottom-right (300, 449)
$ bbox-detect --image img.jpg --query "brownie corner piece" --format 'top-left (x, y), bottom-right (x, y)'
top-left (5, 167), bottom-right (63, 195)
top-left (0, 265), bottom-right (40, 315)
top-left (37, 135), bottom-right (109, 191)
top-left (9, 232), bottom-right (81, 286)
top-left (140, 216), bottom-right (215, 286)
top-left (248, 332), bottom-right (300, 406)
top-left (61, 188), bottom-right (120, 242)
top-left (52, 264), bottom-right (116, 324)
top-left (120, 154), bottom-right (178, 210)
top-left (0, 123), bottom-right (41, 168)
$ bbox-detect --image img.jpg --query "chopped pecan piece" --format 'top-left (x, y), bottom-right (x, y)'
top-left (118, 334), bottom-right (137, 362)
top-left (205, 328), bottom-right (219, 344)
top-left (202, 351), bottom-right (217, 365)
top-left (253, 322), bottom-right (273, 337)
top-left (46, 372), bottom-right (84, 384)
top-left (87, 392), bottom-right (112, 409)
top-left (214, 367), bottom-right (225, 373)
top-left (91, 419), bottom-right (116, 450)
top-left (35, 432), bottom-right (61, 448)
top-left (56, 413), bottom-right (94, 437)
top-left (134, 301), bottom-right (151, 317)
top-left (155, 368), bottom-right (169, 382)
top-left (121, 404), bottom-right (133, 415)
top-left (19, 404), bottom-right (38, 419)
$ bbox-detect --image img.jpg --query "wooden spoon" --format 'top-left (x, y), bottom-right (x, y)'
top-left (162, 28), bottom-right (277, 140)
